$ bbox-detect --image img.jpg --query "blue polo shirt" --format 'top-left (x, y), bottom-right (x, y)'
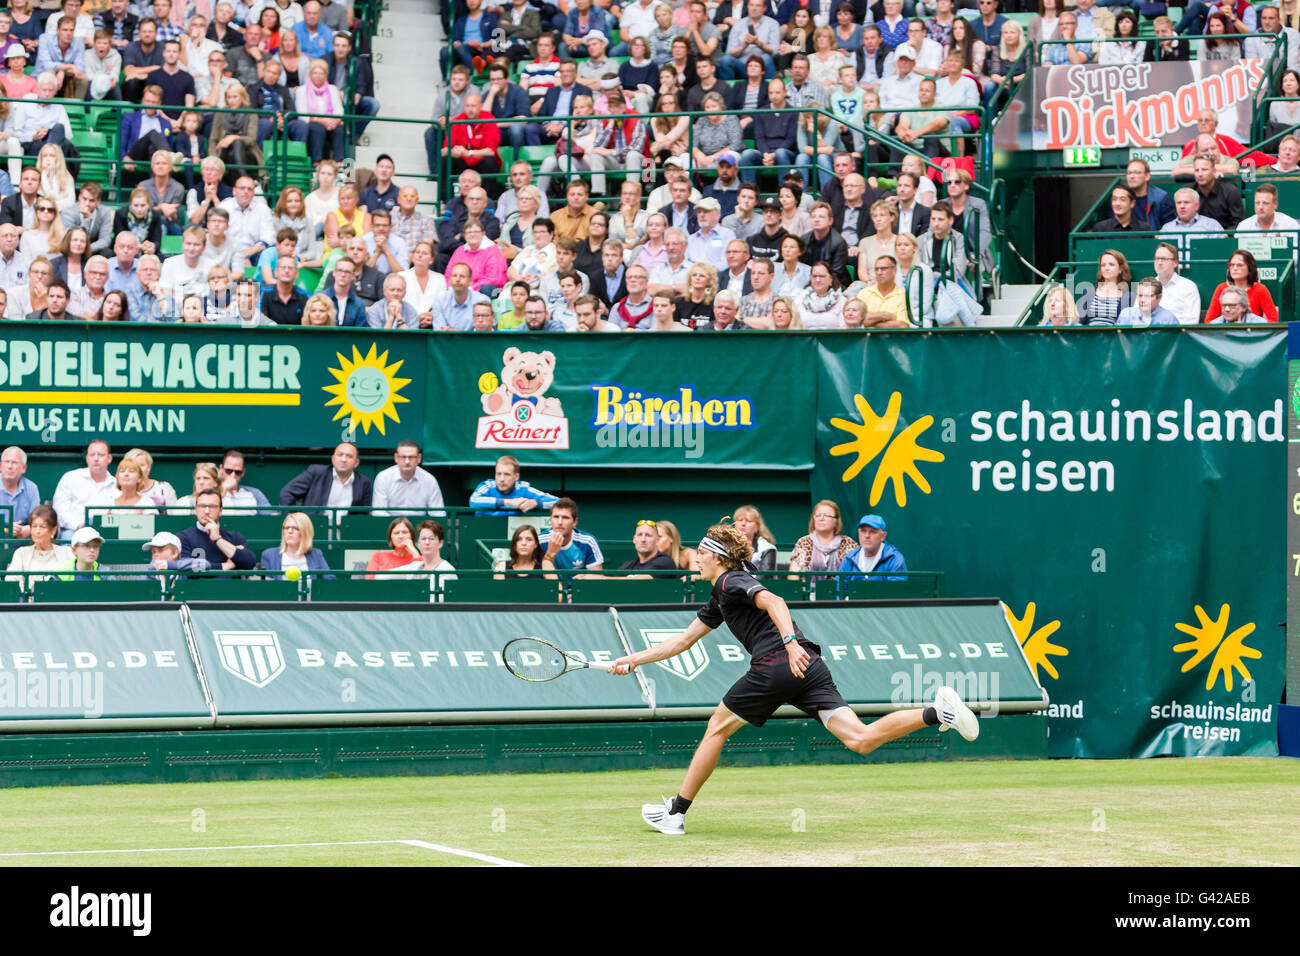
top-left (0, 477), bottom-right (40, 527)
top-left (538, 528), bottom-right (603, 571)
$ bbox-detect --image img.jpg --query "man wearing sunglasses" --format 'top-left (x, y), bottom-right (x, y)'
top-left (619, 520), bottom-right (678, 574)
top-left (218, 448), bottom-right (272, 515)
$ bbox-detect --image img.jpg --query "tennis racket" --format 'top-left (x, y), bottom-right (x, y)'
top-left (502, 636), bottom-right (616, 682)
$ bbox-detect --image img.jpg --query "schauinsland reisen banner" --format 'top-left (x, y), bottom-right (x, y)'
top-left (812, 328), bottom-right (1285, 758)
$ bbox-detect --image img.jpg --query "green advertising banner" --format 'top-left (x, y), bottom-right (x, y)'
top-left (0, 322), bottom-right (427, 449)
top-left (617, 601), bottom-right (1046, 718)
top-left (0, 605), bottom-right (211, 730)
top-left (186, 604), bottom-right (649, 724)
top-left (422, 335), bottom-right (817, 468)
top-left (812, 328), bottom-right (1286, 758)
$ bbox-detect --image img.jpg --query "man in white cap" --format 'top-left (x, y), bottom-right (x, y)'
top-left (879, 46), bottom-right (922, 127)
top-left (686, 198), bottom-right (735, 272)
top-left (142, 530), bottom-right (200, 575)
top-left (578, 31), bottom-right (618, 91)
top-left (837, 514), bottom-right (908, 583)
top-left (647, 156), bottom-right (700, 212)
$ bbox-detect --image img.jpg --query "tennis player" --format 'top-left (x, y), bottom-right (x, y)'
top-left (610, 522), bottom-right (981, 836)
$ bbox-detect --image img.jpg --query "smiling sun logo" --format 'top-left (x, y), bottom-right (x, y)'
top-left (829, 392), bottom-right (944, 507)
top-left (322, 343), bottom-right (410, 435)
top-left (1173, 604), bottom-right (1261, 692)
top-left (1004, 602), bottom-right (1068, 682)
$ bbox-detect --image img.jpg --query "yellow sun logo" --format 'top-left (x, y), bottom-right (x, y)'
top-left (1004, 602), bottom-right (1068, 682)
top-left (829, 392), bottom-right (944, 507)
top-left (322, 343), bottom-right (411, 435)
top-left (1173, 604), bottom-right (1261, 692)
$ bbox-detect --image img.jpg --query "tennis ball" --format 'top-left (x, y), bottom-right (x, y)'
top-left (285, 566), bottom-right (301, 582)
top-left (478, 371), bottom-right (499, 394)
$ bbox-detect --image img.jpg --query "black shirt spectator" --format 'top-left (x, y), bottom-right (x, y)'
top-left (1196, 180), bottom-right (1245, 230)
top-left (1092, 213), bottom-right (1152, 233)
top-left (801, 226), bottom-right (852, 286)
top-left (260, 284), bottom-right (309, 324)
top-left (621, 553), bottom-right (678, 571)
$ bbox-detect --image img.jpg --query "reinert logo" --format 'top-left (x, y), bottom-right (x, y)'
top-left (49, 886), bottom-right (152, 937)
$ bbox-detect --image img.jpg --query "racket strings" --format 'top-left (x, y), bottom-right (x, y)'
top-left (503, 638), bottom-right (568, 681)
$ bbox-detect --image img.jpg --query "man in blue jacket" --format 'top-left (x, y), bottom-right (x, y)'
top-left (838, 513), bottom-right (908, 582)
top-left (469, 454), bottom-right (558, 515)
top-left (177, 491), bottom-right (258, 574)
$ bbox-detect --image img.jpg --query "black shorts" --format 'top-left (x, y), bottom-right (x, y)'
top-left (722, 648), bottom-right (849, 728)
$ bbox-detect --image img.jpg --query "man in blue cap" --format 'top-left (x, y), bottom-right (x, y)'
top-left (838, 513), bottom-right (908, 582)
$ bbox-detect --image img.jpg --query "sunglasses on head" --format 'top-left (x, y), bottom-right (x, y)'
top-left (636, 519), bottom-right (657, 528)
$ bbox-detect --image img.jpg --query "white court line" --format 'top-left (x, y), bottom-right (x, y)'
top-left (0, 839), bottom-right (528, 866)
top-left (400, 840), bottom-right (528, 867)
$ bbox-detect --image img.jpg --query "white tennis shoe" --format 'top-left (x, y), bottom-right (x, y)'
top-left (641, 796), bottom-right (685, 835)
top-left (933, 686), bottom-right (980, 741)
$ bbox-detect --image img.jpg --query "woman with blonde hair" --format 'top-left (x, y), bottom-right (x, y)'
top-left (123, 448), bottom-right (179, 506)
top-left (174, 462), bottom-right (221, 511)
top-left (1041, 284), bottom-right (1081, 327)
top-left (608, 179), bottom-right (648, 254)
top-left (20, 197), bottom-right (66, 259)
top-left (500, 186), bottom-right (543, 260)
top-left (676, 261), bottom-right (718, 327)
top-left (295, 57), bottom-right (346, 164)
top-left (36, 142), bottom-right (76, 212)
top-left (771, 295), bottom-right (803, 329)
top-left (261, 512), bottom-right (331, 578)
top-left (323, 183), bottom-right (370, 250)
top-left (733, 504), bottom-right (777, 571)
top-left (305, 158), bottom-right (341, 229)
top-left (808, 25), bottom-right (848, 89)
top-left (88, 458), bottom-right (163, 519)
top-left (648, 92), bottom-right (690, 161)
top-left (857, 199), bottom-right (898, 276)
top-left (633, 212), bottom-right (670, 272)
top-left (656, 519), bottom-right (698, 573)
top-left (788, 499), bottom-right (856, 575)
top-left (210, 82), bottom-right (263, 185)
top-left (302, 293), bottom-right (338, 326)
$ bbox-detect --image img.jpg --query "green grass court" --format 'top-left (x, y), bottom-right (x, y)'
top-left (1, 758), bottom-right (1295, 867)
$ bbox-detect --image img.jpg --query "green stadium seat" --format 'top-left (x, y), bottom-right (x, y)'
top-left (519, 144), bottom-right (554, 168)
top-left (569, 576), bottom-right (685, 604)
top-left (32, 579), bottom-right (166, 603)
top-left (442, 576), bottom-right (565, 603)
top-left (753, 576), bottom-right (809, 602)
top-left (173, 578), bottom-right (302, 601)
top-left (843, 578), bottom-right (939, 600)
top-left (0, 581), bottom-right (26, 603)
top-left (338, 513), bottom-right (401, 540)
top-left (309, 577), bottom-right (434, 602)
top-left (160, 234), bottom-right (184, 257)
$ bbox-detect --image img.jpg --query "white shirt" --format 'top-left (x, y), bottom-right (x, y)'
top-left (1237, 212), bottom-right (1300, 232)
top-left (910, 37), bottom-right (944, 73)
top-left (619, 0), bottom-right (664, 40)
top-left (327, 470), bottom-right (355, 510)
top-left (219, 196), bottom-right (276, 256)
top-left (223, 487), bottom-right (261, 515)
top-left (879, 72), bottom-right (922, 112)
top-left (51, 468), bottom-right (117, 535)
top-left (724, 268), bottom-right (749, 294)
top-left (400, 268), bottom-right (447, 315)
top-left (1159, 273), bottom-right (1202, 326)
top-left (372, 465), bottom-right (445, 516)
top-left (159, 255), bottom-right (208, 297)
top-left (181, 36), bottom-right (224, 77)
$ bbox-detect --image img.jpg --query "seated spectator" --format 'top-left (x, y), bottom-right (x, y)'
top-left (5, 253), bottom-right (46, 319)
top-left (1160, 187), bottom-right (1223, 234)
top-left (520, 294), bottom-right (566, 331)
top-left (186, 157), bottom-right (233, 227)
top-left (431, 261), bottom-right (487, 330)
top-left (615, 519), bottom-right (680, 574)
top-left (174, 462), bottom-right (219, 511)
top-left (789, 499), bottom-right (856, 575)
top-left (372, 440), bottom-right (444, 516)
top-left (1041, 12), bottom-right (1090, 64)
top-left (1177, 108), bottom-right (1244, 165)
top-left (363, 209), bottom-right (408, 277)
top-left (1, 43), bottom-right (37, 100)
top-left (1171, 134), bottom-right (1238, 179)
top-left (858, 255), bottom-right (910, 328)
top-left (35, 14), bottom-right (87, 98)
top-left (1203, 250), bottom-right (1279, 324)
top-left (856, 198), bottom-right (898, 275)
top-left (1042, 284), bottom-right (1081, 327)
top-left (113, 188), bottom-right (164, 256)
top-left (802, 201), bottom-right (851, 287)
top-left (1151, 243), bottom-right (1200, 326)
top-left (295, 57), bottom-right (345, 164)
top-left (25, 276), bottom-right (73, 321)
top-left (395, 519), bottom-right (457, 591)
top-left (318, 256), bottom-right (365, 326)
top-left (300, 292), bottom-right (336, 325)
top-left (448, 92), bottom-right (502, 197)
top-left (335, 235), bottom-right (382, 304)
top-left (259, 512), bottom-right (330, 578)
top-left (57, 526), bottom-right (105, 580)
top-left (837, 513), bottom-right (908, 582)
top-left (0, 446), bottom-right (39, 538)
top-left (1238, 184), bottom-right (1299, 234)
top-left (359, 154), bottom-right (399, 217)
top-left (916, 200), bottom-right (970, 286)
top-left (943, 169), bottom-right (991, 262)
top-left (88, 455), bottom-right (165, 522)
top-left (0, 166), bottom-right (40, 229)
top-left (1092, 184), bottom-right (1151, 233)
top-left (160, 225), bottom-right (209, 296)
top-left (1125, 158), bottom-right (1174, 229)
top-left (220, 175), bottom-right (276, 269)
top-left (280, 441), bottom-right (373, 511)
top-left (540, 497), bottom-right (603, 573)
top-left (640, 289), bottom-right (687, 331)
top-left (258, 227), bottom-right (305, 291)
top-left (1207, 285), bottom-right (1267, 324)
top-left (391, 185), bottom-right (437, 256)
top-left (1267, 135), bottom-right (1300, 175)
top-left (62, 182), bottom-right (114, 255)
top-left (260, 257), bottom-right (309, 324)
top-left (120, 18), bottom-right (164, 102)
top-left (650, 519), bottom-right (695, 573)
top-left (50, 226), bottom-right (89, 290)
top-left (610, 264), bottom-right (654, 328)
top-left (1078, 248), bottom-right (1135, 326)
top-left (6, 504), bottom-right (73, 587)
top-left (1116, 277), bottom-right (1179, 327)
top-left (1145, 16), bottom-right (1188, 62)
top-left (209, 82), bottom-right (262, 183)
top-left (471, 455), bottom-right (558, 517)
top-left (178, 489), bottom-right (257, 573)
top-left (732, 504), bottom-right (776, 571)
top-left (692, 92), bottom-right (743, 173)
top-left (771, 233), bottom-right (810, 295)
top-left (771, 294), bottom-right (803, 329)
top-left (367, 272), bottom-right (419, 328)
top-left (1199, 12), bottom-right (1241, 63)
top-left (272, 185), bottom-right (315, 258)
top-left (94, 288), bottom-right (130, 322)
top-left (495, 523), bottom-right (544, 576)
top-left (366, 517), bottom-right (421, 578)
top-left (437, 185), bottom-right (497, 271)
top-left (212, 448), bottom-right (269, 513)
top-left (796, 260), bottom-right (845, 328)
top-left (223, 276), bottom-right (275, 326)
top-left (20, 196), bottom-right (65, 260)
top-left (36, 142), bottom-right (75, 213)
top-left (52, 439), bottom-right (116, 536)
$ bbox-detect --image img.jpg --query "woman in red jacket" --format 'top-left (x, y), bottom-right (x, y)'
top-left (449, 93), bottom-right (503, 197)
top-left (1204, 250), bottom-right (1278, 323)
top-left (366, 518), bottom-right (421, 578)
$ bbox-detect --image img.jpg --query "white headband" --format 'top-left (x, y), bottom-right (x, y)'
top-left (699, 537), bottom-right (731, 558)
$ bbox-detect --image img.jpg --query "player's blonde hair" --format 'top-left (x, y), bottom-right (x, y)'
top-left (702, 522), bottom-right (752, 571)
